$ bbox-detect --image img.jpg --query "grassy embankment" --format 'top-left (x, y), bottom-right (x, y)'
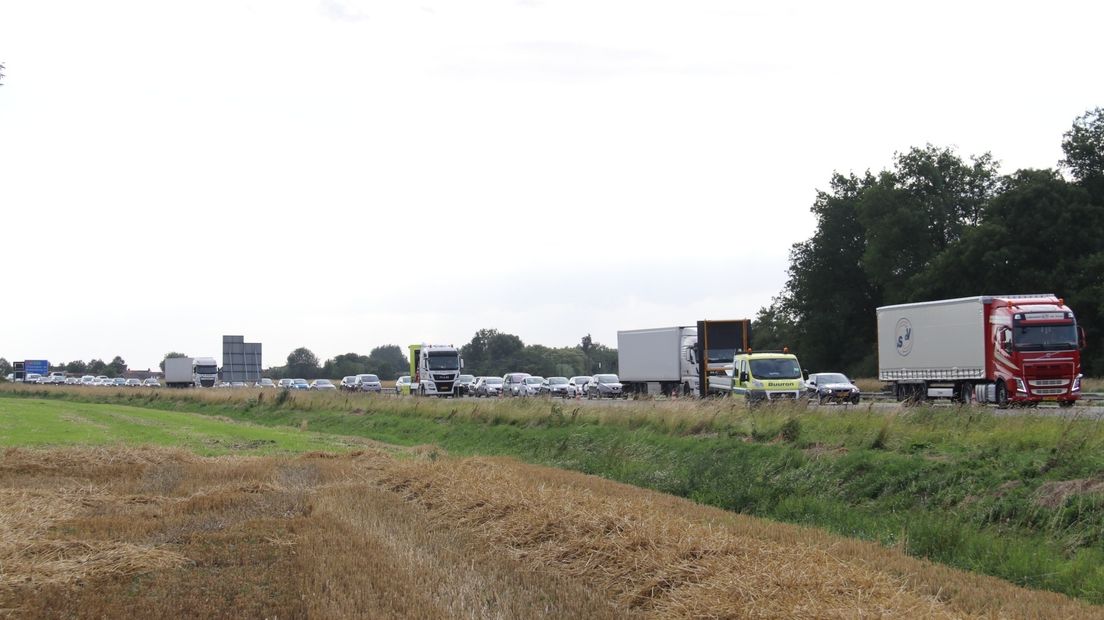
top-left (3, 384), bottom-right (1104, 604)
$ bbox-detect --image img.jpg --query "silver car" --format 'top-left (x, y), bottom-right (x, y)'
top-left (502, 372), bottom-right (531, 397)
top-left (356, 374), bottom-right (383, 393)
top-left (587, 374), bottom-right (624, 399)
top-left (473, 376), bottom-right (504, 397)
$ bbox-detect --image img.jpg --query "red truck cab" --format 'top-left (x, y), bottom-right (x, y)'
top-left (987, 295), bottom-right (1083, 407)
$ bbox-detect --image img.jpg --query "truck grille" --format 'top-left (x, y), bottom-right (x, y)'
top-left (1029, 379), bottom-right (1069, 387)
top-left (1032, 388), bottom-right (1067, 396)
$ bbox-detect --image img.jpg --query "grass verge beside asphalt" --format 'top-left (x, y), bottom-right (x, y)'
top-left (3, 385), bottom-right (1104, 604)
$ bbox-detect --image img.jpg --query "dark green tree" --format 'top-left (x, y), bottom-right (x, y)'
top-left (1061, 107), bottom-right (1104, 199)
top-left (87, 359), bottom-right (107, 375)
top-left (286, 347), bottom-right (321, 379)
top-left (460, 329), bottom-right (525, 376)
top-left (366, 345), bottom-right (408, 380)
top-left (858, 147), bottom-right (999, 303)
top-left (783, 172), bottom-right (881, 375)
top-left (752, 297), bottom-right (799, 353)
top-left (160, 352), bottom-right (189, 372)
top-left (322, 353), bottom-right (371, 379)
top-left (0, 358), bottom-right (10, 378)
top-left (109, 356), bottom-right (127, 376)
top-left (65, 360), bottom-right (88, 374)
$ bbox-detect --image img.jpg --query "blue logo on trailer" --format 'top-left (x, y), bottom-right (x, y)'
top-left (24, 360), bottom-right (50, 375)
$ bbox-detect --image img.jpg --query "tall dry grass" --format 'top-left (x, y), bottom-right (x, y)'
top-left (2, 444), bottom-right (1101, 618)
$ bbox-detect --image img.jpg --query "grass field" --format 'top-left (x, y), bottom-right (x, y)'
top-left (4, 387), bottom-right (1104, 612)
top-left (0, 397), bottom-right (371, 455)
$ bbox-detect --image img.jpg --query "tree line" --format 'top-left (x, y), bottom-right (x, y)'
top-left (0, 357), bottom-right (129, 379)
top-left (254, 331), bottom-right (618, 381)
top-left (753, 108), bottom-right (1104, 377)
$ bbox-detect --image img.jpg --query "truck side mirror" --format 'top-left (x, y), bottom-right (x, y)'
top-left (460, 359), bottom-right (465, 369)
top-left (1000, 329), bottom-right (1012, 352)
top-left (739, 371), bottom-right (748, 382)
top-left (1079, 326), bottom-right (1087, 350)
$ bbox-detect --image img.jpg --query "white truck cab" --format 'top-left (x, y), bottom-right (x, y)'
top-left (409, 344), bottom-right (463, 397)
top-left (192, 357), bottom-right (219, 388)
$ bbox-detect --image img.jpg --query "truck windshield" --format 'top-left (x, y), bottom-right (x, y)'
top-left (1014, 324), bottom-right (1078, 351)
top-left (706, 348), bottom-right (736, 364)
top-left (195, 365), bottom-right (217, 374)
top-left (426, 353), bottom-right (460, 370)
top-left (750, 359), bottom-right (802, 379)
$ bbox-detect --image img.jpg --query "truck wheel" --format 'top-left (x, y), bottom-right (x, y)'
top-left (953, 383), bottom-right (970, 405)
top-left (1059, 400), bottom-right (1075, 408)
top-left (994, 380), bottom-right (1009, 409)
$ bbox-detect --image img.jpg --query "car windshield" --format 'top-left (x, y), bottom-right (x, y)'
top-left (596, 374), bottom-right (619, 384)
top-left (398, 377), bottom-right (409, 384)
top-left (315, 380), bottom-right (332, 385)
top-left (358, 375), bottom-right (379, 382)
top-left (426, 352), bottom-right (460, 370)
top-left (1014, 324), bottom-right (1078, 351)
top-left (549, 377), bottom-right (568, 384)
top-left (293, 379), bottom-right (308, 385)
top-left (750, 358), bottom-right (802, 379)
top-left (815, 373), bottom-right (849, 385)
top-left (485, 378), bottom-right (503, 385)
top-left (458, 375), bottom-right (474, 383)
top-left (525, 377), bottom-right (543, 384)
top-left (260, 379), bottom-right (273, 384)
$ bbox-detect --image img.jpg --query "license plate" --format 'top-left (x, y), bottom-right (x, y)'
top-left (1043, 396), bottom-right (1058, 401)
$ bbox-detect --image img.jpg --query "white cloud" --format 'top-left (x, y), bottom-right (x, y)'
top-left (0, 0), bottom-right (1101, 368)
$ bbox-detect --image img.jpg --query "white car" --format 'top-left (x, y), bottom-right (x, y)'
top-left (310, 379), bottom-right (337, 391)
top-left (80, 375), bottom-right (97, 386)
top-left (395, 375), bottom-right (414, 394)
top-left (540, 376), bottom-right (573, 398)
top-left (569, 376), bottom-right (591, 396)
top-left (255, 378), bottom-right (276, 388)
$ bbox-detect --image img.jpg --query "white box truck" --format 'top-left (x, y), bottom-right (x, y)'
top-left (164, 357), bottom-right (195, 388)
top-left (164, 356), bottom-right (220, 388)
top-left (617, 326), bottom-right (700, 396)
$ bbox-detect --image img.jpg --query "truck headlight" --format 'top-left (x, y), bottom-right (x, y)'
top-left (1073, 375), bottom-right (1082, 391)
top-left (1015, 378), bottom-right (1027, 393)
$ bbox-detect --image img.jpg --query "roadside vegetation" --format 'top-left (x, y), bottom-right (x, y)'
top-left (4, 385), bottom-right (1104, 605)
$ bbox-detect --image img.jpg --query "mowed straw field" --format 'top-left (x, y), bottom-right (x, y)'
top-left (2, 443), bottom-right (1102, 618)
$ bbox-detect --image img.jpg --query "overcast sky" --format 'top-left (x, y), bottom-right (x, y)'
top-left (1, 0), bottom-right (1101, 370)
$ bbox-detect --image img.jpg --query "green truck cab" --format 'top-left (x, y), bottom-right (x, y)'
top-left (729, 352), bottom-right (805, 403)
